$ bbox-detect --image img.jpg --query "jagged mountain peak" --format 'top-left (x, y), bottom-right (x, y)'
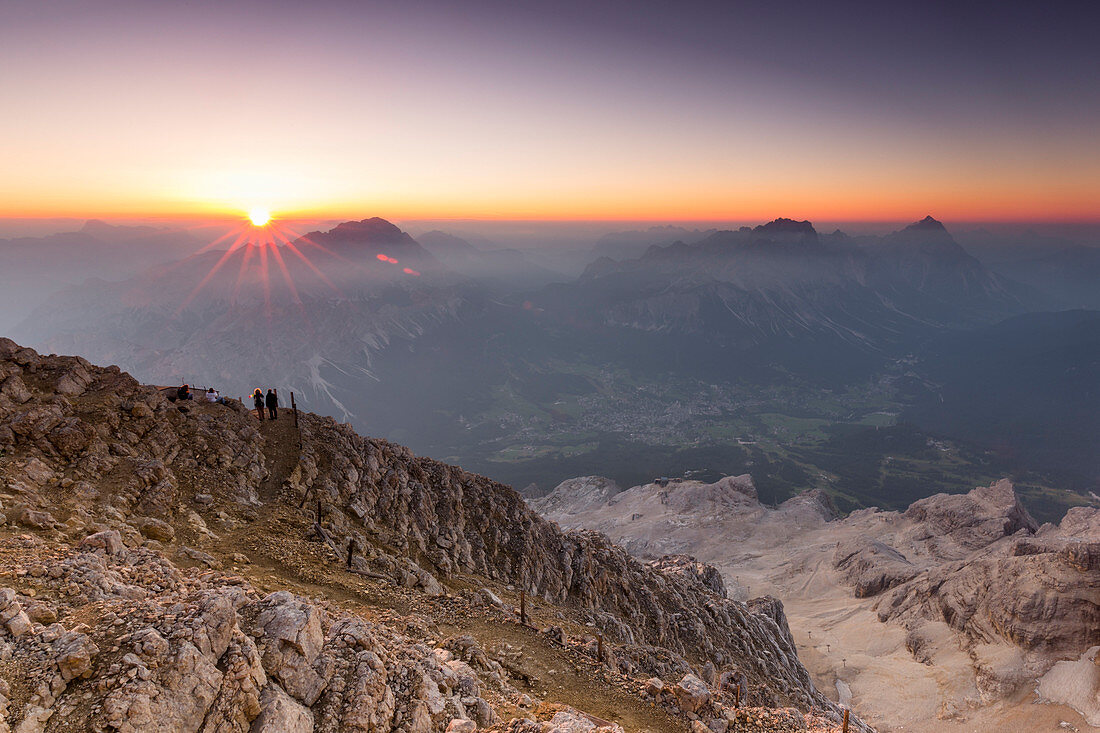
top-left (753, 217), bottom-right (818, 237)
top-left (297, 217), bottom-right (439, 267)
top-left (902, 215), bottom-right (948, 233)
top-left (322, 216), bottom-right (409, 241)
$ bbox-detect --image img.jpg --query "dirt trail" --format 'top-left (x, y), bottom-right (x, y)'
top-left (256, 409), bottom-right (301, 503)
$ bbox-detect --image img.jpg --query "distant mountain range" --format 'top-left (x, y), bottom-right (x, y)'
top-left (7, 215), bottom-right (1098, 508)
top-left (0, 220), bottom-right (198, 331)
top-left (535, 215), bottom-right (1038, 384)
top-left (989, 246), bottom-right (1100, 309)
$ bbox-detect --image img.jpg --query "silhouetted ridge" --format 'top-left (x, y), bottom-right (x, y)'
top-left (753, 218), bottom-right (817, 236)
top-left (904, 215), bottom-right (947, 232)
top-left (326, 217), bottom-right (409, 241)
top-left (297, 217), bottom-right (438, 266)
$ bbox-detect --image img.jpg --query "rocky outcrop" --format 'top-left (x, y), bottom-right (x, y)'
top-left (535, 462), bottom-right (1100, 727)
top-left (646, 555), bottom-right (726, 598)
top-left (528, 477), bottom-right (621, 518)
top-left (833, 537), bottom-right (919, 598)
top-left (0, 534), bottom-right (498, 733)
top-left (286, 419), bottom-right (838, 713)
top-left (0, 340), bottom-right (861, 731)
top-left (873, 502), bottom-right (1100, 653)
top-left (828, 483), bottom-right (1097, 655)
top-left (901, 480), bottom-right (1038, 560)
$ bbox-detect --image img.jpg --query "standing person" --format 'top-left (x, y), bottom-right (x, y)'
top-left (252, 388), bottom-right (265, 420)
top-left (346, 537), bottom-right (358, 569)
top-left (265, 388), bottom-right (278, 420)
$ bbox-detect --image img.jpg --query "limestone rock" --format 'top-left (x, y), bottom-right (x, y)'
top-left (445, 720), bottom-right (477, 733)
top-left (252, 683), bottom-right (313, 733)
top-left (252, 592), bottom-right (327, 706)
top-left (138, 517), bottom-right (175, 542)
top-left (77, 529), bottom-right (125, 555)
top-left (53, 630), bottom-right (98, 681)
top-left (833, 536), bottom-right (920, 597)
top-left (647, 555), bottom-right (726, 597)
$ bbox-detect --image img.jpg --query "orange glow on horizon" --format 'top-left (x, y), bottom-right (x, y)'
top-left (5, 5), bottom-right (1098, 230)
top-left (2, 188), bottom-right (1098, 225)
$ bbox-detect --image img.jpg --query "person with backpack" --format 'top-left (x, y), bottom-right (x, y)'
top-left (265, 388), bottom-right (278, 420)
top-left (252, 388), bottom-right (265, 420)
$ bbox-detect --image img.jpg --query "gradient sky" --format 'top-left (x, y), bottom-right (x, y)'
top-left (2, 0), bottom-right (1098, 221)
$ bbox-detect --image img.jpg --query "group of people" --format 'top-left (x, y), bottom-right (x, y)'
top-left (170, 383), bottom-right (279, 419)
top-left (174, 383), bottom-right (229, 405)
top-left (253, 388), bottom-right (279, 420)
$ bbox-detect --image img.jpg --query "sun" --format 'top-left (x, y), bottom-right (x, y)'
top-left (248, 207), bottom-right (271, 227)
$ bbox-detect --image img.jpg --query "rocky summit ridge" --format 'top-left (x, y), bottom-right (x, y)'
top-left (0, 338), bottom-right (863, 733)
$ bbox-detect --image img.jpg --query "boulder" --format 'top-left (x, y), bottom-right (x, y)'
top-left (445, 720), bottom-right (477, 733)
top-left (0, 376), bottom-right (31, 404)
top-left (673, 674), bottom-right (711, 714)
top-left (13, 506), bottom-right (57, 530)
top-left (78, 530), bottom-right (125, 555)
top-left (53, 631), bottom-right (98, 681)
top-left (138, 517), bottom-right (175, 542)
top-left (252, 592), bottom-right (327, 706)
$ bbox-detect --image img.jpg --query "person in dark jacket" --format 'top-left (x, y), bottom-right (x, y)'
top-left (346, 537), bottom-right (358, 569)
top-left (265, 389), bottom-right (278, 420)
top-left (177, 384), bottom-right (193, 401)
top-left (252, 388), bottom-right (265, 420)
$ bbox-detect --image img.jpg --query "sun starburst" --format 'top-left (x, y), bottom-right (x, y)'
top-left (174, 212), bottom-right (423, 319)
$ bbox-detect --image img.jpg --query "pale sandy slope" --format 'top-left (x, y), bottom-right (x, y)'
top-left (534, 476), bottom-right (1096, 732)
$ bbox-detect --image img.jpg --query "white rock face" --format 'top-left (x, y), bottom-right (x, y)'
top-left (252, 592), bottom-right (327, 706)
top-left (530, 476), bottom-right (622, 518)
top-left (1037, 646), bottom-right (1100, 727)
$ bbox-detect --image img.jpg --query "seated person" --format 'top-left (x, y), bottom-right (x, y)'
top-left (205, 387), bottom-right (227, 405)
top-left (176, 384), bottom-right (193, 401)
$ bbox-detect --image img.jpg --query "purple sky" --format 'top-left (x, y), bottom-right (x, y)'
top-left (2, 0), bottom-right (1098, 221)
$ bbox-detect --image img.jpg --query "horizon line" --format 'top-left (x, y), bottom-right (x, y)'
top-left (3, 213), bottom-right (1100, 227)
